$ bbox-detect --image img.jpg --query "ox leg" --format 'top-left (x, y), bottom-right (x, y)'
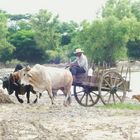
top-left (30, 89), bottom-right (39, 103)
top-left (26, 91), bottom-right (30, 103)
top-left (39, 93), bottom-right (42, 98)
top-left (49, 93), bottom-right (54, 105)
top-left (47, 88), bottom-right (54, 105)
top-left (52, 90), bottom-right (58, 98)
top-left (33, 94), bottom-right (38, 104)
top-left (63, 89), bottom-right (72, 106)
top-left (33, 92), bottom-right (42, 104)
top-left (33, 93), bottom-right (39, 104)
top-left (15, 91), bottom-right (23, 103)
top-left (30, 92), bottom-right (42, 104)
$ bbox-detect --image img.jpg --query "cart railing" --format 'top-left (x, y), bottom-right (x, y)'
top-left (73, 61), bottom-right (131, 107)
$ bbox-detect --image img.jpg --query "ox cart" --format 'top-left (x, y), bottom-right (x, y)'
top-left (72, 64), bottom-right (130, 107)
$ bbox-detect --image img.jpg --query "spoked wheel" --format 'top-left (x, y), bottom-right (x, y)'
top-left (99, 71), bottom-right (126, 105)
top-left (73, 84), bottom-right (100, 107)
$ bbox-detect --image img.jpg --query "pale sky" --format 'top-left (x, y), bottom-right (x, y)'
top-left (0, 0), bottom-right (106, 23)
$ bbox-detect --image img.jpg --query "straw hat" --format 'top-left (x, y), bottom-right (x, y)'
top-left (74, 48), bottom-right (84, 54)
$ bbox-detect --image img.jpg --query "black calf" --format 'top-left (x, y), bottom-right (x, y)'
top-left (2, 64), bottom-right (39, 103)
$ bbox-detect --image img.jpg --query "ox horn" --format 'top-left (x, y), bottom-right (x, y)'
top-left (27, 73), bottom-right (32, 77)
top-left (25, 65), bottom-right (31, 71)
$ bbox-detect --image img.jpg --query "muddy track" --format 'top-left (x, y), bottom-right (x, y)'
top-left (0, 67), bottom-right (140, 140)
top-left (0, 100), bottom-right (140, 140)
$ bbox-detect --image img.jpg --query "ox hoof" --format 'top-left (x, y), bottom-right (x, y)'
top-left (63, 101), bottom-right (68, 107)
top-left (19, 99), bottom-right (24, 103)
top-left (33, 99), bottom-right (37, 104)
top-left (63, 98), bottom-right (71, 107)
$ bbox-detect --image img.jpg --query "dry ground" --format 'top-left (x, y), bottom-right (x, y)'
top-left (0, 67), bottom-right (140, 140)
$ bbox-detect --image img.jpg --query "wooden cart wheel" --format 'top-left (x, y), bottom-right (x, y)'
top-left (73, 84), bottom-right (100, 107)
top-left (99, 71), bottom-right (126, 105)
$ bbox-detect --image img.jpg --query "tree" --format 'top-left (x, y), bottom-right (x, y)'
top-left (127, 0), bottom-right (140, 59)
top-left (73, 0), bottom-right (140, 64)
top-left (31, 9), bottom-right (60, 51)
top-left (131, 0), bottom-right (140, 21)
top-left (7, 13), bottom-right (45, 63)
top-left (102, 0), bottom-right (133, 19)
top-left (9, 29), bottom-right (44, 63)
top-left (0, 11), bottom-right (15, 62)
top-left (58, 21), bottom-right (79, 46)
top-left (8, 14), bottom-right (32, 33)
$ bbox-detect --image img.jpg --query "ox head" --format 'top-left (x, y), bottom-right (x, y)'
top-left (14, 64), bottom-right (23, 72)
top-left (15, 65), bottom-right (32, 86)
top-left (2, 75), bottom-right (14, 95)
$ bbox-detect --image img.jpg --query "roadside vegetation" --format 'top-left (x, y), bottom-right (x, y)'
top-left (98, 103), bottom-right (140, 110)
top-left (0, 0), bottom-right (140, 66)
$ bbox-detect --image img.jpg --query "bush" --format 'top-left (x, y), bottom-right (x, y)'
top-left (5, 59), bottom-right (27, 68)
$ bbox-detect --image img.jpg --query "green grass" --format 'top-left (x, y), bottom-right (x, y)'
top-left (98, 103), bottom-right (140, 110)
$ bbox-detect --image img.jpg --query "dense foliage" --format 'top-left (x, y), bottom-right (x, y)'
top-left (0, 0), bottom-right (140, 65)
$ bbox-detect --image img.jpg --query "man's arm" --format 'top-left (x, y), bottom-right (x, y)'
top-left (67, 58), bottom-right (78, 67)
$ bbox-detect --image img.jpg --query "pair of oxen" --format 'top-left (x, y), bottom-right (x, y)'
top-left (2, 64), bottom-right (73, 106)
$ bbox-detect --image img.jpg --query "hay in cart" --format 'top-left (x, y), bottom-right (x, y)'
top-left (0, 89), bottom-right (14, 104)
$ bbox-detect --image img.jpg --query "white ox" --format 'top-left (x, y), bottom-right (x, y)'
top-left (13, 64), bottom-right (73, 106)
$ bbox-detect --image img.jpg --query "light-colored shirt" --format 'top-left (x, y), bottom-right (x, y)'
top-left (72, 54), bottom-right (88, 72)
